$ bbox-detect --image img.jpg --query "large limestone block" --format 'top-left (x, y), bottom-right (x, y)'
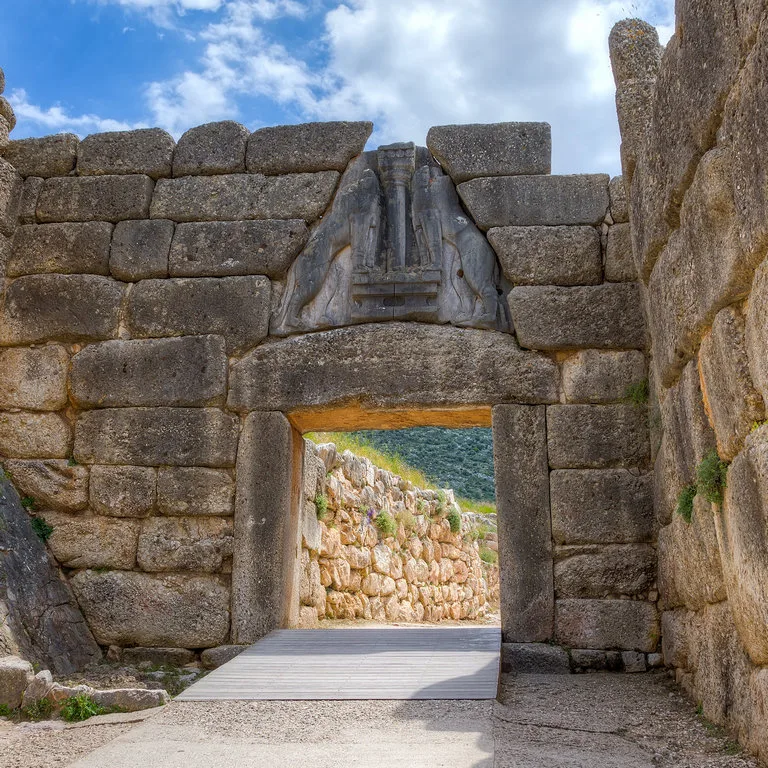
top-left (554, 544), bottom-right (656, 598)
top-left (150, 172), bottom-right (339, 223)
top-left (700, 304), bottom-right (765, 462)
top-left (492, 405), bottom-right (553, 642)
top-left (746, 257), bottom-right (768, 405)
top-left (609, 176), bottom-right (628, 223)
top-left (657, 495), bottom-right (726, 610)
top-left (547, 405), bottom-right (650, 469)
top-left (487, 226), bottom-right (601, 286)
top-left (0, 656), bottom-right (34, 709)
top-left (137, 517), bottom-right (233, 572)
top-left (3, 135), bottom-right (79, 178)
top-left (37, 175), bottom-right (154, 223)
top-left (157, 467), bottom-right (234, 517)
top-left (43, 512), bottom-right (140, 570)
top-left (71, 336), bottom-right (228, 408)
top-left (426, 122), bottom-right (551, 183)
top-left (0, 158), bottom-right (22, 237)
top-left (228, 323), bottom-right (559, 412)
top-left (17, 178), bottom-right (43, 226)
top-left (246, 121), bottom-right (372, 174)
top-left (126, 276), bottom-right (270, 355)
top-left (109, 219), bottom-right (173, 281)
top-left (550, 469), bottom-right (653, 544)
top-left (717, 426), bottom-right (768, 665)
top-left (77, 129), bottom-right (175, 178)
top-left (90, 465), bottom-right (157, 518)
top-left (555, 599), bottom-right (659, 652)
top-left (70, 570), bottom-right (230, 647)
top-left (608, 19), bottom-right (662, 86)
top-left (169, 220), bottom-right (308, 278)
top-left (604, 223), bottom-right (636, 282)
top-left (0, 346), bottom-right (69, 410)
top-left (0, 274), bottom-right (123, 345)
top-left (74, 408), bottom-right (239, 467)
top-left (562, 349), bottom-right (646, 404)
top-left (173, 121), bottom-right (249, 177)
top-left (3, 459), bottom-right (89, 512)
top-left (0, 412), bottom-right (72, 459)
top-left (509, 283), bottom-right (646, 350)
top-left (457, 174), bottom-right (609, 230)
top-left (9, 222), bottom-right (113, 277)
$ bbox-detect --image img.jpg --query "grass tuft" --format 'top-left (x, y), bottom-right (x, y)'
top-left (446, 507), bottom-right (462, 534)
top-left (624, 379), bottom-right (650, 407)
top-left (374, 511), bottom-right (397, 538)
top-left (314, 492), bottom-right (329, 521)
top-left (696, 450), bottom-right (729, 505)
top-left (60, 693), bottom-right (106, 723)
top-left (30, 517), bottom-right (54, 542)
top-left (479, 546), bottom-right (498, 565)
top-left (676, 485), bottom-right (696, 524)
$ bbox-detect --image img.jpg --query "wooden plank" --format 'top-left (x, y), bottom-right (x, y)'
top-left (177, 627), bottom-right (500, 701)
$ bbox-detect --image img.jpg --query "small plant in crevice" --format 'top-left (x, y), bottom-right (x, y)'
top-left (0, 703), bottom-right (15, 719)
top-left (416, 498), bottom-right (427, 514)
top-left (374, 511), bottom-right (397, 538)
top-left (395, 508), bottom-right (416, 531)
top-left (314, 492), bottom-right (329, 521)
top-left (20, 496), bottom-right (36, 511)
top-left (59, 693), bottom-right (106, 723)
top-left (22, 698), bottom-right (53, 722)
top-left (446, 507), bottom-right (462, 534)
top-left (479, 546), bottom-right (498, 565)
top-left (696, 450), bottom-right (729, 505)
top-left (67, 456), bottom-right (79, 467)
top-left (30, 516), bottom-right (54, 542)
top-left (676, 485), bottom-right (697, 524)
top-left (624, 379), bottom-right (650, 407)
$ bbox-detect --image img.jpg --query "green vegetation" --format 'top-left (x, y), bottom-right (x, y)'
top-left (479, 546), bottom-right (498, 565)
top-left (446, 507), bottom-right (462, 533)
top-left (30, 516), bottom-right (54, 542)
top-left (696, 450), bottom-right (729, 505)
top-left (23, 698), bottom-right (53, 721)
top-left (67, 456), bottom-right (79, 466)
top-left (374, 511), bottom-right (397, 537)
top-left (60, 693), bottom-right (106, 723)
top-left (676, 485), bottom-right (696, 524)
top-left (395, 507), bottom-right (417, 531)
top-left (624, 379), bottom-right (649, 407)
top-left (20, 496), bottom-right (36, 510)
top-left (314, 492), bottom-right (329, 520)
top-left (0, 704), bottom-right (14, 718)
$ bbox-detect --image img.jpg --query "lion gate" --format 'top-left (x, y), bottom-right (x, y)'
top-left (0, 112), bottom-right (657, 668)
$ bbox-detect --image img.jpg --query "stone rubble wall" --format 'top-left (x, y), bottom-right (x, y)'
top-left (610, 9), bottom-right (768, 762)
top-left (296, 439), bottom-right (499, 626)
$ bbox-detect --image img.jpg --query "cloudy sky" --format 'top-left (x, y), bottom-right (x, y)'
top-left (0, 0), bottom-right (674, 175)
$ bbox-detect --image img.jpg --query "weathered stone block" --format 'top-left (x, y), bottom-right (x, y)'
top-left (500, 642), bottom-right (570, 674)
top-left (70, 570), bottom-right (230, 647)
top-left (562, 349), bottom-right (646, 404)
top-left (74, 408), bottom-right (239, 467)
top-left (661, 609), bottom-right (689, 668)
top-left (138, 517), bottom-right (233, 572)
top-left (43, 511), bottom-right (140, 570)
top-left (0, 346), bottom-right (69, 410)
top-left (90, 465), bottom-right (157, 518)
top-left (200, 645), bottom-right (247, 670)
top-left (458, 174), bottom-right (609, 230)
top-left (3, 134), bottom-right (79, 178)
top-left (228, 323), bottom-right (559, 412)
top-left (609, 19), bottom-right (662, 84)
top-left (77, 128), bottom-right (175, 179)
top-left (246, 121), bottom-right (372, 174)
top-left (37, 175), bottom-right (154, 223)
top-left (90, 687), bottom-right (170, 712)
top-left (173, 121), bottom-right (249, 177)
top-left (609, 176), bottom-right (628, 223)
top-left (555, 599), bottom-right (659, 651)
top-left (169, 220), bottom-right (308, 278)
top-left (554, 544), bottom-right (656, 598)
top-left (18, 177), bottom-right (43, 225)
top-left (488, 226), bottom-right (601, 286)
top-left (126, 276), bottom-right (270, 355)
top-left (109, 219), bottom-right (173, 281)
top-left (550, 469), bottom-right (653, 544)
top-left (605, 223), bottom-right (636, 282)
top-left (3, 459), bottom-right (89, 512)
top-left (426, 123), bottom-right (551, 183)
top-left (71, 336), bottom-right (228, 408)
top-left (700, 304), bottom-right (765, 462)
top-left (0, 274), bottom-right (123, 345)
top-left (157, 467), bottom-right (234, 517)
top-left (0, 158), bottom-right (22, 236)
top-left (746, 257), bottom-right (768, 406)
top-left (120, 647), bottom-right (196, 667)
top-left (493, 405), bottom-right (553, 642)
top-left (9, 222), bottom-right (112, 277)
top-left (547, 405), bottom-right (650, 469)
top-left (509, 283), bottom-right (646, 350)
top-left (0, 412), bottom-right (72, 459)
top-left (151, 172), bottom-right (339, 222)
top-left (0, 656), bottom-right (34, 709)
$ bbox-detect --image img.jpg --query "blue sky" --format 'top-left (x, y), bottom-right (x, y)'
top-left (0, 0), bottom-right (675, 175)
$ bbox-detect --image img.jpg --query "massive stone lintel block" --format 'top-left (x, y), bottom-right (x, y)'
top-left (232, 412), bottom-right (302, 643)
top-left (77, 128), bottom-right (175, 179)
top-left (74, 407), bottom-right (240, 467)
top-left (3, 134), bottom-right (79, 178)
top-left (150, 172), bottom-right (340, 223)
top-left (169, 220), bottom-right (308, 278)
top-left (70, 336), bottom-right (228, 408)
top-left (492, 405), bottom-right (553, 642)
top-left (69, 570), bottom-right (230, 648)
top-left (0, 274), bottom-right (124, 345)
top-left (426, 122), bottom-right (551, 183)
top-left (509, 283), bottom-right (646, 351)
top-left (173, 121), bottom-right (250, 177)
top-left (457, 174), bottom-right (609, 230)
top-left (228, 323), bottom-right (559, 413)
top-left (246, 121), bottom-right (372, 175)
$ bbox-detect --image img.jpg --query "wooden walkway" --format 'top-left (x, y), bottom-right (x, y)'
top-left (177, 627), bottom-right (501, 701)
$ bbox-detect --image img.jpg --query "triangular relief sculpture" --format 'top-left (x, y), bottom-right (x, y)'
top-left (272, 142), bottom-right (510, 336)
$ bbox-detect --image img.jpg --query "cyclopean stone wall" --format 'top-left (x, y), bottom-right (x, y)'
top-left (0, 64), bottom-right (654, 668)
top-left (297, 439), bottom-right (499, 626)
top-left (611, 9), bottom-right (768, 762)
